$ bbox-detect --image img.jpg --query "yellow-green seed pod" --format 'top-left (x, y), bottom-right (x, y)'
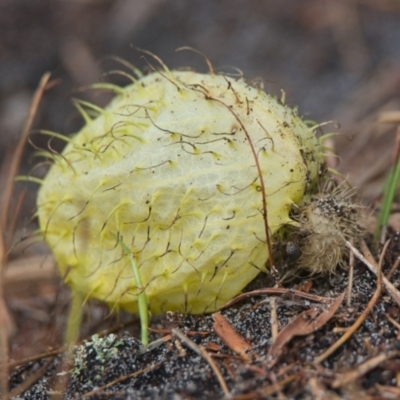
top-left (37, 68), bottom-right (323, 314)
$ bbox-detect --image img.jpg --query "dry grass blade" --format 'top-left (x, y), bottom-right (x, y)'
top-left (269, 297), bottom-right (279, 343)
top-left (0, 72), bottom-right (51, 229)
top-left (357, 240), bottom-right (400, 307)
top-left (220, 287), bottom-right (333, 310)
top-left (375, 384), bottom-right (400, 398)
top-left (346, 238), bottom-right (355, 306)
top-left (267, 308), bottom-right (317, 367)
top-left (331, 350), bottom-right (400, 388)
top-left (267, 293), bottom-right (345, 368)
top-left (212, 313), bottom-right (252, 362)
top-left (8, 357), bottom-right (54, 398)
top-left (136, 334), bottom-right (172, 356)
top-left (0, 72), bottom-right (51, 400)
top-left (386, 256), bottom-right (400, 281)
top-left (314, 240), bottom-right (389, 364)
top-left (7, 347), bottom-right (67, 370)
top-left (8, 319), bottom-right (136, 369)
top-left (229, 374), bottom-right (297, 400)
top-left (5, 255), bottom-right (56, 286)
top-left (378, 110), bottom-right (400, 124)
top-left (386, 313), bottom-right (400, 331)
top-left (308, 377), bottom-right (342, 400)
top-left (81, 362), bottom-right (162, 398)
top-left (172, 328), bottom-right (230, 397)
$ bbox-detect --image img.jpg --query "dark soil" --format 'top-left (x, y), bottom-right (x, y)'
top-left (9, 257), bottom-right (400, 399)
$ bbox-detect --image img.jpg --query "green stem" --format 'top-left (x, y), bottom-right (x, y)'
top-left (118, 238), bottom-right (149, 345)
top-left (65, 290), bottom-right (84, 344)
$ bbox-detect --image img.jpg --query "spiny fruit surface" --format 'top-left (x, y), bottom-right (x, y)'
top-left (37, 69), bottom-right (323, 314)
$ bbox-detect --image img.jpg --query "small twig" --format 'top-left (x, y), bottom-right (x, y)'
top-left (331, 350), bottom-right (400, 388)
top-left (81, 362), bottom-right (161, 398)
top-left (269, 371), bottom-right (286, 400)
top-left (136, 334), bottom-right (172, 356)
top-left (8, 357), bottom-right (54, 398)
top-left (387, 257), bottom-right (400, 281)
top-left (357, 240), bottom-right (400, 307)
top-left (269, 297), bottom-right (279, 343)
top-left (0, 72), bottom-right (51, 230)
top-left (0, 71), bottom-right (51, 400)
top-left (376, 383), bottom-right (400, 397)
top-left (220, 288), bottom-right (333, 310)
top-left (172, 328), bottom-right (230, 397)
top-left (270, 293), bottom-right (344, 368)
top-left (229, 374), bottom-right (297, 400)
top-left (308, 377), bottom-right (342, 400)
top-left (7, 190), bottom-right (26, 243)
top-left (385, 313), bottom-right (400, 331)
top-left (314, 240), bottom-right (388, 364)
top-left (5, 347), bottom-right (67, 369)
top-left (346, 238), bottom-right (355, 307)
top-left (6, 319), bottom-right (137, 369)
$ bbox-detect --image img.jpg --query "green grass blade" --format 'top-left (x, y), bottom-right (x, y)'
top-left (375, 155), bottom-right (400, 242)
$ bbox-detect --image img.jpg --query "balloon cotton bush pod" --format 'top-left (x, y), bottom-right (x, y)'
top-left (37, 56), bottom-right (326, 315)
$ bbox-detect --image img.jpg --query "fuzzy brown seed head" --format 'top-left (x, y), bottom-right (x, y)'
top-left (294, 184), bottom-right (364, 274)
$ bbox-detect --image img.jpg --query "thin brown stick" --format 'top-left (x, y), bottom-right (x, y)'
top-left (346, 238), bottom-right (355, 307)
top-left (331, 350), bottom-right (400, 388)
top-left (385, 313), bottom-right (400, 331)
top-left (0, 72), bottom-right (51, 231)
top-left (229, 373), bottom-right (297, 399)
top-left (387, 257), bottom-right (400, 281)
top-left (7, 190), bottom-right (26, 244)
top-left (220, 287), bottom-right (333, 310)
top-left (269, 293), bottom-right (344, 368)
top-left (136, 334), bottom-right (172, 356)
top-left (357, 240), bottom-right (400, 307)
top-left (6, 319), bottom-right (138, 370)
top-left (8, 357), bottom-right (54, 398)
top-left (376, 383), bottom-right (400, 397)
top-left (81, 362), bottom-right (161, 398)
top-left (269, 297), bottom-right (279, 343)
top-left (308, 377), bottom-right (342, 400)
top-left (172, 328), bottom-right (230, 396)
top-left (0, 71), bottom-right (51, 400)
top-left (314, 240), bottom-right (388, 364)
top-left (5, 347), bottom-right (67, 370)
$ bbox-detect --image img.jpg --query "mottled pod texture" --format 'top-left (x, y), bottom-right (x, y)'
top-left (37, 69), bottom-right (324, 314)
